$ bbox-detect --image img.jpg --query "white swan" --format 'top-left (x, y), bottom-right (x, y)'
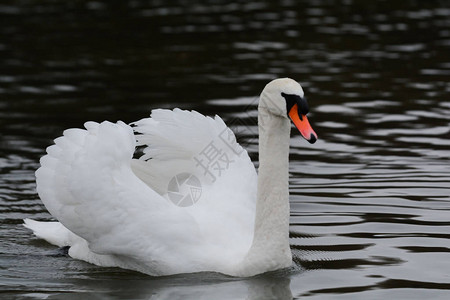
top-left (24, 78), bottom-right (317, 277)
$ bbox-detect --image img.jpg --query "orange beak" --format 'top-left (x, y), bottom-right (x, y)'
top-left (288, 104), bottom-right (318, 144)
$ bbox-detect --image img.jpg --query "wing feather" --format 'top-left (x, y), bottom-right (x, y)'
top-left (132, 109), bottom-right (257, 254)
top-left (36, 121), bottom-right (202, 271)
top-left (34, 109), bottom-right (258, 275)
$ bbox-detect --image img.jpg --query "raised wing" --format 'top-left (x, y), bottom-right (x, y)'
top-left (132, 109), bottom-right (258, 253)
top-left (35, 109), bottom-right (258, 275)
top-left (36, 121), bottom-right (203, 273)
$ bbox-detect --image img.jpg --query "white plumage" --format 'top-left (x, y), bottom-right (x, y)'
top-left (24, 78), bottom-right (317, 277)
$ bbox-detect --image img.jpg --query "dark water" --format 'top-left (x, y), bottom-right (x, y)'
top-left (1, 0), bottom-right (450, 299)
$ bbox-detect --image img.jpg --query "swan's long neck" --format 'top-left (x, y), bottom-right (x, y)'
top-left (239, 104), bottom-right (292, 276)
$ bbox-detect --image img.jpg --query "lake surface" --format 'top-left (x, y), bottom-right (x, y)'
top-left (1, 0), bottom-right (450, 299)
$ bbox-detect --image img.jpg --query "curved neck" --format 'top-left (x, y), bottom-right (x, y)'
top-left (240, 106), bottom-right (292, 276)
top-left (256, 108), bottom-right (291, 241)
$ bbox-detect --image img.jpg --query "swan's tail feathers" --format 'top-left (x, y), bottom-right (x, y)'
top-left (23, 219), bottom-right (127, 269)
top-left (23, 219), bottom-right (77, 248)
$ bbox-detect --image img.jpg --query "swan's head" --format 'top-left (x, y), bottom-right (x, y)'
top-left (260, 78), bottom-right (318, 144)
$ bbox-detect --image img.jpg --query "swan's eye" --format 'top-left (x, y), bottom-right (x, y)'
top-left (281, 92), bottom-right (309, 116)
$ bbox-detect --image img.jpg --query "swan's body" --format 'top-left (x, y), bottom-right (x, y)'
top-left (24, 78), bottom-right (317, 277)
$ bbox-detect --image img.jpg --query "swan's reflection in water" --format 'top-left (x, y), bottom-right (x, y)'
top-left (45, 271), bottom-right (292, 300)
top-left (246, 276), bottom-right (292, 300)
